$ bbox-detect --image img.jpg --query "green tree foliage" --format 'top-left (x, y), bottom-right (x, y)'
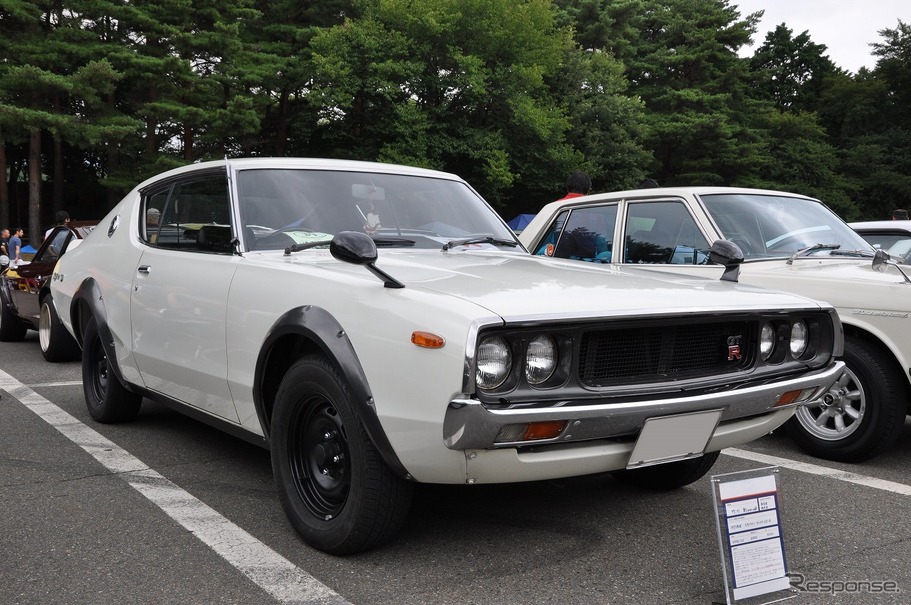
top-left (749, 24), bottom-right (839, 113)
top-left (306, 0), bottom-right (645, 212)
top-left (589, 0), bottom-right (768, 185)
top-left (2, 0), bottom-right (911, 225)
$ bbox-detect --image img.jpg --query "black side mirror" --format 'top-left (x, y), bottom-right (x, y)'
top-left (330, 231), bottom-right (404, 289)
top-left (872, 248), bottom-right (890, 270)
top-left (708, 239), bottom-right (744, 282)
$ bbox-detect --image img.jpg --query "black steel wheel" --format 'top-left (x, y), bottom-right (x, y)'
top-left (271, 355), bottom-right (412, 555)
top-left (82, 316), bottom-right (142, 423)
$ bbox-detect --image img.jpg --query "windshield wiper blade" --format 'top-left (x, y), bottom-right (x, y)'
top-left (372, 237), bottom-right (415, 247)
top-left (284, 240), bottom-right (332, 255)
top-left (441, 236), bottom-right (519, 251)
top-left (787, 243), bottom-right (841, 264)
top-left (830, 249), bottom-right (875, 258)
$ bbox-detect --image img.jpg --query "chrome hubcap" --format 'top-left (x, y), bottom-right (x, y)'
top-left (795, 368), bottom-right (864, 441)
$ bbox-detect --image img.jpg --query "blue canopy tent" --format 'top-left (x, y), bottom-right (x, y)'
top-left (506, 213), bottom-right (535, 232)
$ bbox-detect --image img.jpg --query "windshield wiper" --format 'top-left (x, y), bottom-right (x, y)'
top-left (372, 237), bottom-right (415, 247)
top-left (830, 249), bottom-right (875, 258)
top-left (787, 243), bottom-right (841, 264)
top-left (284, 239), bottom-right (333, 255)
top-left (441, 236), bottom-right (519, 251)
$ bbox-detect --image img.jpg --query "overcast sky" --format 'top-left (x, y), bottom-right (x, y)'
top-left (732, 0), bottom-right (911, 73)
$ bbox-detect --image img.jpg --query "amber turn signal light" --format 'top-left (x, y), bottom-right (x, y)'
top-left (411, 331), bottom-right (445, 349)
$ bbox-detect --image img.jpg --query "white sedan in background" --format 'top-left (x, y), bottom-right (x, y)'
top-left (850, 220), bottom-right (911, 264)
top-left (521, 187), bottom-right (910, 463)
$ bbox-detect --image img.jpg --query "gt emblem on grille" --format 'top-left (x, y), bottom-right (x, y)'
top-left (727, 335), bottom-right (742, 361)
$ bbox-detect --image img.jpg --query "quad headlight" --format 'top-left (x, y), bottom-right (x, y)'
top-left (476, 336), bottom-right (512, 389)
top-left (526, 335), bottom-right (557, 385)
top-left (760, 322), bottom-right (776, 361)
top-left (759, 317), bottom-right (817, 363)
top-left (790, 320), bottom-right (809, 357)
top-left (476, 332), bottom-right (564, 391)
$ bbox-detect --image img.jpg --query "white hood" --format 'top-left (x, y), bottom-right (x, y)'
top-left (275, 248), bottom-right (828, 321)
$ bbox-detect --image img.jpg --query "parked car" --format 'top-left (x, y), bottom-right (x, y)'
top-left (0, 221), bottom-right (97, 361)
top-left (50, 160), bottom-right (843, 554)
top-left (519, 186), bottom-right (911, 463)
top-left (849, 220), bottom-right (911, 264)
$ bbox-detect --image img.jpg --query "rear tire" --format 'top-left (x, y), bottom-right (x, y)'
top-left (612, 451), bottom-right (720, 490)
top-left (271, 355), bottom-right (412, 555)
top-left (82, 316), bottom-right (142, 423)
top-left (40, 293), bottom-right (81, 362)
top-left (786, 336), bottom-right (906, 462)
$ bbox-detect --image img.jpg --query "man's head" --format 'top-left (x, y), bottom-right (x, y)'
top-left (565, 170), bottom-right (592, 195)
top-left (1, 229), bottom-right (8, 239)
top-left (56, 210), bottom-right (71, 224)
top-left (147, 208), bottom-right (161, 226)
top-left (892, 209), bottom-right (909, 220)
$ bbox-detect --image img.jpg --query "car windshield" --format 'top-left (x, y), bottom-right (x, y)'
top-left (699, 193), bottom-right (873, 259)
top-left (236, 168), bottom-right (516, 251)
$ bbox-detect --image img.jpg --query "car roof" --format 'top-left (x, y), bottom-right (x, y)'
top-left (849, 220), bottom-right (911, 232)
top-left (132, 157), bottom-right (465, 191)
top-left (546, 186), bottom-right (819, 205)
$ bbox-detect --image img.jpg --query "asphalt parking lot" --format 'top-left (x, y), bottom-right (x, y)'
top-left (2, 333), bottom-right (910, 605)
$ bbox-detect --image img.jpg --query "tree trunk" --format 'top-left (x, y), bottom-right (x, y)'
top-left (183, 123), bottom-right (193, 161)
top-left (53, 135), bottom-right (64, 214)
top-left (28, 128), bottom-right (41, 249)
top-left (0, 125), bottom-right (9, 230)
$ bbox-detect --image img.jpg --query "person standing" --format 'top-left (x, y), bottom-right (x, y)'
top-left (556, 170), bottom-right (592, 201)
top-left (45, 210), bottom-right (71, 240)
top-left (0, 228), bottom-right (9, 270)
top-left (8, 227), bottom-right (23, 269)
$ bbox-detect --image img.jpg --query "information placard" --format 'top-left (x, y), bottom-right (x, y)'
top-left (710, 467), bottom-right (796, 605)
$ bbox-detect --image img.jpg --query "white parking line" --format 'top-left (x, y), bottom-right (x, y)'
top-left (0, 369), bottom-right (351, 605)
top-left (724, 448), bottom-right (911, 496)
top-left (26, 380), bottom-right (83, 388)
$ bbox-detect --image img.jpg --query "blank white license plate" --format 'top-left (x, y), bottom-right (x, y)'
top-left (626, 409), bottom-right (723, 469)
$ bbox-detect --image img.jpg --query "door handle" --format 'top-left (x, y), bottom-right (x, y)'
top-left (137, 265), bottom-right (151, 274)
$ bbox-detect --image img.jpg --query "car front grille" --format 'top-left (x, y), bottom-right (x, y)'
top-left (578, 321), bottom-right (752, 387)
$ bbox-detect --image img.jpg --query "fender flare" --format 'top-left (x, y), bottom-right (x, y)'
top-left (70, 278), bottom-right (134, 389)
top-left (254, 305), bottom-right (410, 479)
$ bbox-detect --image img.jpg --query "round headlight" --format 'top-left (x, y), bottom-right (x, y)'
top-left (526, 335), bottom-right (557, 385)
top-left (760, 322), bottom-right (776, 360)
top-left (477, 336), bottom-right (512, 389)
top-left (790, 320), bottom-right (809, 357)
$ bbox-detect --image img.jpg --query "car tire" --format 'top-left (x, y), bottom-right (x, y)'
top-left (786, 336), bottom-right (906, 462)
top-left (271, 355), bottom-right (413, 555)
top-left (611, 451), bottom-right (720, 490)
top-left (82, 316), bottom-right (142, 423)
top-left (39, 293), bottom-right (82, 362)
top-left (0, 292), bottom-right (28, 342)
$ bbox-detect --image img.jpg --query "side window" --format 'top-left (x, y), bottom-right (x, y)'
top-left (142, 172), bottom-right (233, 253)
top-left (625, 201), bottom-right (710, 264)
top-left (36, 229), bottom-right (72, 263)
top-left (532, 210), bottom-right (568, 256)
top-left (544, 205), bottom-right (617, 262)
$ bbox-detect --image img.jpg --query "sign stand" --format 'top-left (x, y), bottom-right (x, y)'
top-left (710, 466), bottom-right (797, 605)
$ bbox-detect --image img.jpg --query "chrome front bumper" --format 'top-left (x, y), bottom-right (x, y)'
top-left (443, 361), bottom-right (845, 450)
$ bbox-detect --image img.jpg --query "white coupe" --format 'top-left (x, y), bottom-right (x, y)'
top-left (51, 160), bottom-right (843, 554)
